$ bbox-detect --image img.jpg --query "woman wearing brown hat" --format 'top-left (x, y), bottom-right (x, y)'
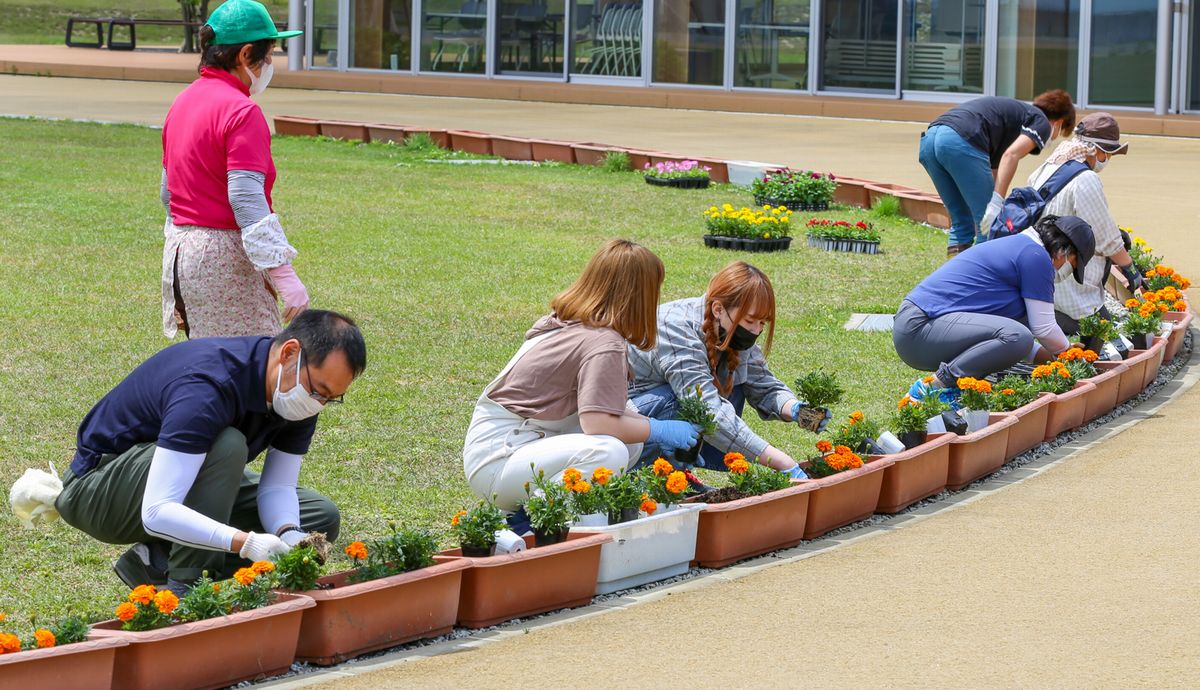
top-left (1026, 112), bottom-right (1138, 334)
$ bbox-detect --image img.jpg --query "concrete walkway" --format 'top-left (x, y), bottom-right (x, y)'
top-left (4, 74), bottom-right (1199, 686)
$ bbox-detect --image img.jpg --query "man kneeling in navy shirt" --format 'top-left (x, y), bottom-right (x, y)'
top-left (55, 309), bottom-right (366, 593)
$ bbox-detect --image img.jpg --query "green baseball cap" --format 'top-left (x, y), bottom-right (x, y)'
top-left (206, 0), bottom-right (303, 45)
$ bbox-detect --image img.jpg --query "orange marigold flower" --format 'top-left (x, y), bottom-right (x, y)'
top-left (1159, 304), bottom-right (1169, 313)
top-left (845, 453), bottom-right (864, 469)
top-left (572, 480), bottom-right (591, 494)
top-left (655, 457), bottom-right (676, 475)
top-left (0, 633), bottom-right (20, 654)
top-left (115, 602), bottom-right (138, 623)
top-left (33, 629), bottom-right (55, 649)
top-left (154, 590), bottom-right (179, 615)
top-left (640, 498), bottom-right (658, 515)
top-left (0, 613), bottom-right (5, 622)
top-left (561, 468), bottom-right (582, 487)
top-left (898, 395), bottom-right (912, 409)
top-left (956, 377), bottom-right (977, 391)
top-left (451, 509), bottom-right (467, 526)
top-left (1125, 298), bottom-right (1140, 309)
top-left (834, 445), bottom-right (852, 456)
top-left (1001, 388), bottom-right (1016, 396)
top-left (233, 568), bottom-right (257, 586)
top-left (1082, 350), bottom-right (1098, 362)
top-left (345, 541), bottom-right (368, 561)
top-left (129, 584), bottom-right (156, 606)
top-left (1173, 300), bottom-right (1187, 311)
top-left (213, 584), bottom-right (221, 593)
top-left (728, 458), bottom-right (750, 474)
top-left (922, 375), bottom-right (935, 384)
top-left (975, 380), bottom-right (992, 394)
top-left (825, 454), bottom-right (848, 471)
top-left (815, 439), bottom-right (833, 453)
top-left (849, 410), bottom-right (864, 424)
top-left (592, 467), bottom-right (613, 485)
top-left (1058, 368), bottom-right (1072, 379)
top-left (251, 561), bottom-right (275, 575)
top-left (665, 471), bottom-right (688, 494)
top-left (720, 453), bottom-right (744, 470)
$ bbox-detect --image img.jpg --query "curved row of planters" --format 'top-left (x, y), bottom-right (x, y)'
top-left (5, 310), bottom-right (1188, 690)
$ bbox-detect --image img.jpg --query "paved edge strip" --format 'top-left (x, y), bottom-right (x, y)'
top-left (256, 343), bottom-right (1198, 690)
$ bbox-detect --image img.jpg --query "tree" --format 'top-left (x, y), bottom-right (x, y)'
top-left (177, 0), bottom-right (210, 53)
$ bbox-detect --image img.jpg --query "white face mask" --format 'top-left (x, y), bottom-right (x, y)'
top-left (1092, 154), bottom-right (1109, 173)
top-left (272, 351), bottom-right (324, 421)
top-left (247, 61), bottom-right (274, 96)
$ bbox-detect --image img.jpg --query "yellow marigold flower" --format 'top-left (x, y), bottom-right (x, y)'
top-left (451, 509), bottom-right (467, 526)
top-left (720, 453), bottom-right (743, 470)
top-left (592, 467), bottom-right (613, 485)
top-left (729, 458), bottom-right (750, 474)
top-left (816, 439), bottom-right (833, 453)
top-left (154, 590), bottom-right (179, 615)
top-left (233, 568), bottom-right (257, 586)
top-left (33, 629), bottom-right (55, 649)
top-left (1173, 300), bottom-right (1187, 311)
top-left (115, 602), bottom-right (138, 622)
top-left (572, 480), bottom-right (591, 494)
top-left (665, 471), bottom-right (688, 494)
top-left (640, 497), bottom-right (657, 515)
top-left (1001, 388), bottom-right (1016, 396)
top-left (345, 541), bottom-right (368, 561)
top-left (0, 633), bottom-right (20, 654)
top-left (129, 584), bottom-right (156, 606)
top-left (561, 467), bottom-right (582, 487)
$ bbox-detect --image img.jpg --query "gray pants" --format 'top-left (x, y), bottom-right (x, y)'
top-left (893, 300), bottom-right (1034, 383)
top-left (56, 428), bottom-right (340, 583)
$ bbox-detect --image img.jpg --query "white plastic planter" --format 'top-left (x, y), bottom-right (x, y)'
top-left (962, 409), bottom-right (990, 433)
top-left (571, 503), bottom-right (705, 594)
top-left (725, 160), bottom-right (778, 187)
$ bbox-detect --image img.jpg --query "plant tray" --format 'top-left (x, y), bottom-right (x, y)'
top-left (645, 175), bottom-right (711, 189)
top-left (806, 236), bottom-right (881, 254)
top-left (291, 559), bottom-right (470, 665)
top-left (1083, 361), bottom-right (1127, 421)
top-left (1163, 311), bottom-right (1193, 362)
top-left (1043, 381), bottom-right (1095, 441)
top-left (753, 196), bottom-right (829, 211)
top-left (941, 413), bottom-right (1019, 490)
top-left (435, 532), bottom-right (610, 628)
top-left (703, 235), bottom-right (792, 252)
top-left (0, 637), bottom-right (127, 690)
top-left (1001, 392), bottom-right (1055, 459)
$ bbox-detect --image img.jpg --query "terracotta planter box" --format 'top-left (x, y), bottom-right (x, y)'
top-left (569, 142), bottom-right (613, 166)
top-left (1163, 311), bottom-right (1193, 362)
top-left (436, 532), bottom-right (610, 628)
top-left (366, 123), bottom-right (412, 145)
top-left (897, 192), bottom-right (949, 228)
top-left (448, 130), bottom-right (493, 156)
top-left (872, 433), bottom-right (954, 513)
top-left (865, 181), bottom-right (922, 209)
top-left (649, 153), bottom-right (690, 166)
top-left (490, 135), bottom-right (534, 160)
top-left (530, 139), bottom-right (577, 163)
top-left (692, 158), bottom-right (729, 183)
top-left (1002, 392), bottom-right (1056, 459)
top-left (689, 483), bottom-right (816, 568)
top-left (1081, 361), bottom-right (1127, 422)
top-left (832, 176), bottom-right (873, 208)
top-left (292, 559), bottom-right (471, 666)
top-left (1112, 349), bottom-right (1151, 404)
top-left (319, 120), bottom-right (370, 142)
top-left (1139, 337), bottom-right (1167, 389)
top-left (406, 127), bottom-right (450, 148)
top-left (89, 593), bottom-right (314, 690)
top-left (273, 115), bottom-right (321, 137)
top-left (800, 457), bottom-right (895, 540)
top-left (1043, 381), bottom-right (1095, 441)
top-left (941, 413), bottom-right (1020, 491)
top-left (625, 150), bottom-right (662, 172)
top-left (0, 637), bottom-right (127, 690)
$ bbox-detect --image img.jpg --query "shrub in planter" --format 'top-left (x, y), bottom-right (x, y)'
top-left (638, 458), bottom-right (694, 510)
top-left (805, 219), bottom-right (883, 254)
top-left (674, 384), bottom-right (717, 465)
top-left (891, 392), bottom-right (948, 449)
top-left (1030, 360), bottom-right (1080, 394)
top-left (751, 168), bottom-right (836, 209)
top-left (1078, 313), bottom-right (1119, 354)
top-left (827, 410), bottom-right (881, 455)
top-left (522, 467), bottom-right (578, 546)
top-left (805, 441), bottom-right (866, 478)
top-left (955, 377), bottom-right (993, 432)
top-left (644, 160), bottom-right (711, 188)
top-left (1140, 287), bottom-right (1188, 315)
top-left (792, 370), bottom-right (844, 432)
top-left (343, 524), bottom-right (439, 583)
top-left (0, 612), bottom-right (89, 655)
top-left (450, 500), bottom-right (507, 557)
top-left (708, 452), bottom-right (791, 501)
top-left (989, 375), bottom-right (1038, 412)
top-left (1122, 300), bottom-right (1163, 350)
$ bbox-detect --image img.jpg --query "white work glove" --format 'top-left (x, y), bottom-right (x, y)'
top-left (979, 192), bottom-right (1005, 238)
top-left (238, 532), bottom-right (290, 561)
top-left (279, 529), bottom-right (308, 547)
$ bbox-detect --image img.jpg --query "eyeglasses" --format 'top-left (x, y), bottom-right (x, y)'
top-left (302, 352), bottom-right (344, 405)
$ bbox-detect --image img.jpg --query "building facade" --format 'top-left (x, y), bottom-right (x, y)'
top-left (296, 0), bottom-right (1200, 114)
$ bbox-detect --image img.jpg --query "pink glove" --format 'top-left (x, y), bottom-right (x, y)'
top-left (266, 264), bottom-right (309, 322)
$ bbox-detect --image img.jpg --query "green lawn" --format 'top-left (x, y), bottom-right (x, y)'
top-left (0, 117), bottom-right (943, 633)
top-left (0, 0), bottom-right (288, 45)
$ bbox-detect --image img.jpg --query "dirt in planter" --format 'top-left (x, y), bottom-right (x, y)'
top-left (689, 486), bottom-right (758, 504)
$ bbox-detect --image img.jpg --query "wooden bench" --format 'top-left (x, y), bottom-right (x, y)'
top-left (107, 18), bottom-right (203, 51)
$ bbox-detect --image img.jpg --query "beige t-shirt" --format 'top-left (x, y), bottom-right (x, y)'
top-left (489, 316), bottom-right (631, 421)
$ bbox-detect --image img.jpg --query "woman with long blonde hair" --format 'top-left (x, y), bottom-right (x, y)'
top-left (629, 261), bottom-right (828, 482)
top-left (462, 240), bottom-right (701, 510)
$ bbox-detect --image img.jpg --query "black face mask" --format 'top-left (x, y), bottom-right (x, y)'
top-left (719, 324), bottom-right (760, 351)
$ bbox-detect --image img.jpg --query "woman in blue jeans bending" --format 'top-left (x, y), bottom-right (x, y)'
top-left (920, 91), bottom-right (1075, 257)
top-left (894, 215), bottom-right (1094, 402)
top-left (627, 261), bottom-right (830, 483)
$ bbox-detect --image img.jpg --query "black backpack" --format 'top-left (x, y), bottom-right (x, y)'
top-left (989, 160), bottom-right (1090, 239)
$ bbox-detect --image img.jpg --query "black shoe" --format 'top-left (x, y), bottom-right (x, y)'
top-left (112, 542), bottom-right (169, 589)
top-left (946, 242), bottom-right (973, 258)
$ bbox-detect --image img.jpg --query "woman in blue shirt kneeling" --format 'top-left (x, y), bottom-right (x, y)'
top-left (894, 215), bottom-right (1095, 401)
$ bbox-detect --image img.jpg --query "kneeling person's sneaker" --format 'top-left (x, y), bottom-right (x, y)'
top-left (907, 376), bottom-right (962, 408)
top-left (113, 542), bottom-right (169, 589)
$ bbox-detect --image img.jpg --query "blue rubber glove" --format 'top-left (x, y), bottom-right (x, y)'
top-left (783, 464), bottom-right (808, 480)
top-left (790, 401), bottom-right (833, 433)
top-left (646, 419), bottom-right (702, 452)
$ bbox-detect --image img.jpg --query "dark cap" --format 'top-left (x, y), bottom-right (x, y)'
top-left (1051, 215), bottom-right (1096, 284)
top-left (1075, 113), bottom-right (1129, 155)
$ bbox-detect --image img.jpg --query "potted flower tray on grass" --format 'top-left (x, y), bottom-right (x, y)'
top-left (0, 616), bottom-right (125, 690)
top-left (644, 160), bottom-right (711, 188)
top-left (805, 219), bottom-right (882, 255)
top-left (937, 413), bottom-right (1020, 491)
top-left (89, 570), bottom-right (315, 690)
top-left (799, 445), bottom-right (894, 540)
top-left (702, 203), bottom-right (793, 253)
top-left (685, 454), bottom-right (816, 568)
top-left (751, 168), bottom-right (836, 210)
top-left (288, 527), bottom-right (472, 666)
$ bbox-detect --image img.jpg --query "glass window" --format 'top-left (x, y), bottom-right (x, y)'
top-left (903, 0), bottom-right (984, 93)
top-left (1088, 0), bottom-right (1156, 107)
top-left (311, 0), bottom-right (341, 68)
top-left (996, 0), bottom-right (1079, 99)
top-left (821, 0), bottom-right (898, 90)
top-left (652, 0), bottom-right (725, 85)
top-left (498, 0), bottom-right (567, 75)
top-left (350, 0), bottom-right (412, 70)
top-left (421, 0), bottom-right (488, 73)
top-left (734, 0), bottom-right (810, 90)
top-left (572, 0), bottom-right (643, 77)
